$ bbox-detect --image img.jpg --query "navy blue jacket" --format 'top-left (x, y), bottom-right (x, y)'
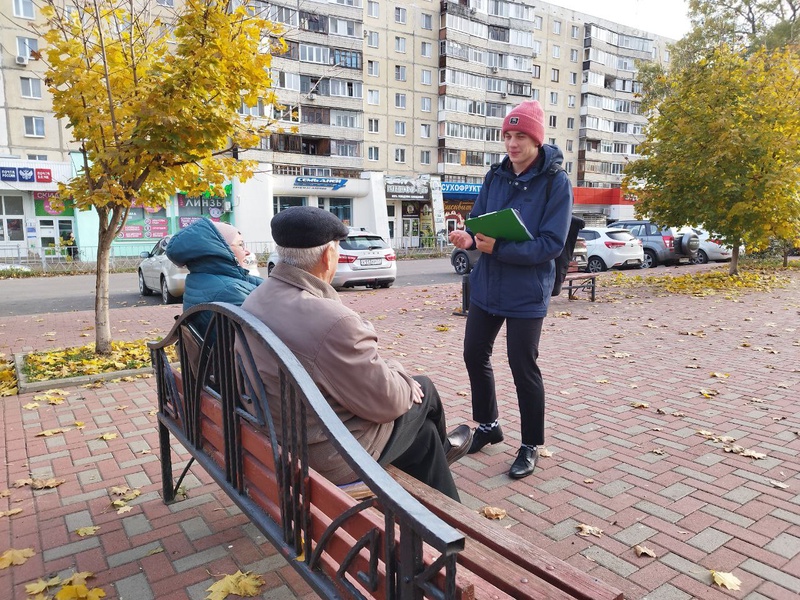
top-left (467, 144), bottom-right (573, 318)
top-left (166, 218), bottom-right (263, 333)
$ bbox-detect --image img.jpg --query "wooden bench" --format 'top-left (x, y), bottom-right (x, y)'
top-left (149, 303), bottom-right (622, 599)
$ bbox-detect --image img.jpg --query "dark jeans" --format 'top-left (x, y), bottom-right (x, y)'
top-left (463, 305), bottom-right (545, 446)
top-left (378, 376), bottom-right (459, 501)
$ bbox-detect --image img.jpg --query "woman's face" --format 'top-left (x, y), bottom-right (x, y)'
top-left (504, 131), bottom-right (539, 174)
top-left (229, 234), bottom-right (249, 268)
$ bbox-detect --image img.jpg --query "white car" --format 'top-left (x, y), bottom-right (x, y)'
top-left (579, 227), bottom-right (644, 272)
top-left (268, 228), bottom-right (396, 289)
top-left (691, 228), bottom-right (733, 264)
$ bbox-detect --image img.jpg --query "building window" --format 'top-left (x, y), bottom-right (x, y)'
top-left (421, 69), bottom-right (432, 85)
top-left (13, 0), bottom-right (34, 19)
top-left (24, 116), bottom-right (44, 137)
top-left (16, 37), bottom-right (38, 59)
top-left (395, 65), bottom-right (406, 81)
top-left (395, 120), bottom-right (406, 135)
top-left (553, 20), bottom-right (561, 34)
top-left (368, 89), bottom-right (380, 104)
top-left (395, 148), bottom-right (406, 163)
top-left (368, 146), bottom-right (379, 161)
top-left (0, 196), bottom-right (24, 242)
top-left (571, 25), bottom-right (580, 38)
top-left (366, 31), bottom-right (378, 47)
top-left (367, 0), bottom-right (379, 17)
top-left (532, 65), bottom-right (540, 79)
top-left (570, 48), bottom-right (579, 62)
top-left (567, 117), bottom-right (575, 129)
top-left (548, 115), bottom-right (557, 127)
top-left (570, 72), bottom-right (578, 84)
top-left (565, 161), bottom-right (573, 174)
top-left (421, 41), bottom-right (432, 58)
top-left (550, 91), bottom-right (558, 105)
top-left (368, 118), bottom-right (379, 133)
top-left (420, 150), bottom-right (431, 165)
top-left (156, 0), bottom-right (174, 5)
top-left (533, 15), bottom-right (542, 29)
top-left (421, 97), bottom-right (431, 112)
top-left (421, 13), bottom-right (433, 30)
top-left (20, 77), bottom-right (42, 99)
top-left (395, 93), bottom-right (406, 109)
top-left (548, 137), bottom-right (557, 145)
top-left (395, 36), bottom-right (406, 53)
top-left (395, 7), bottom-right (406, 24)
top-left (568, 94), bottom-right (576, 108)
top-left (531, 89), bottom-right (540, 101)
top-left (367, 60), bottom-right (379, 76)
top-left (566, 139), bottom-right (573, 152)
top-left (551, 68), bottom-right (559, 82)
top-left (552, 45), bottom-right (560, 59)
top-left (27, 154), bottom-right (47, 160)
top-left (420, 124), bottom-right (431, 138)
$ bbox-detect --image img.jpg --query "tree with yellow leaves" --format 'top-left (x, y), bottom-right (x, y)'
top-left (623, 44), bottom-right (800, 275)
top-left (39, 0), bottom-right (285, 353)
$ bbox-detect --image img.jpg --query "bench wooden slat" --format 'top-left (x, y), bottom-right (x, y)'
top-left (388, 468), bottom-right (623, 600)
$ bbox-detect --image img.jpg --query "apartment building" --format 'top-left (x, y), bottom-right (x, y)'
top-left (0, 0), bottom-right (672, 259)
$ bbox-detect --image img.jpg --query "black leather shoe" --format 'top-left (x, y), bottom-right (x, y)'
top-left (509, 446), bottom-right (538, 479)
top-left (468, 425), bottom-right (504, 454)
top-left (444, 425), bottom-right (473, 465)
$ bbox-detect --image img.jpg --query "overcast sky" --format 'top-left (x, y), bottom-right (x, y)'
top-left (553, 0), bottom-right (692, 40)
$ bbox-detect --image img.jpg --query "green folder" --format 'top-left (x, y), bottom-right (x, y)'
top-left (465, 208), bottom-right (533, 242)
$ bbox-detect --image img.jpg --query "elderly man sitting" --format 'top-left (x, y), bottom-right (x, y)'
top-left (241, 207), bottom-right (470, 501)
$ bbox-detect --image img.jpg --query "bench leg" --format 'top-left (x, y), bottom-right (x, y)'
top-left (159, 420), bottom-right (176, 503)
top-left (590, 278), bottom-right (596, 302)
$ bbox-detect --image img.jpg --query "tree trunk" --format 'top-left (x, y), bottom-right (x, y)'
top-left (728, 244), bottom-right (740, 276)
top-left (94, 207), bottom-right (116, 354)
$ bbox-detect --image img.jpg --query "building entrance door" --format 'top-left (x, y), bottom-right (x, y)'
top-left (38, 218), bottom-right (74, 257)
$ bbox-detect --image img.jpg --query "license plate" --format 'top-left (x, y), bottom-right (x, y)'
top-left (361, 258), bottom-right (382, 266)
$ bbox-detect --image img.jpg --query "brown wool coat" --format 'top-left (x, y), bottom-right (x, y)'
top-left (240, 263), bottom-right (416, 484)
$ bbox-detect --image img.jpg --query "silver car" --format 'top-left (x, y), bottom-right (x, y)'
top-left (268, 228), bottom-right (396, 289)
top-left (138, 236), bottom-right (187, 304)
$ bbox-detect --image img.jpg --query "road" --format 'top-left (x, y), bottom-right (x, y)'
top-left (0, 258), bottom-right (462, 316)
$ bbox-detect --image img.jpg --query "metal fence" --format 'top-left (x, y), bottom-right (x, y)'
top-left (1, 237), bottom-right (451, 274)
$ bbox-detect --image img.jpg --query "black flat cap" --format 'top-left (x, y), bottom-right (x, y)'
top-left (271, 206), bottom-right (349, 248)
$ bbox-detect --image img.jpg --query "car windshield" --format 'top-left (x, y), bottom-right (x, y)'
top-left (340, 235), bottom-right (388, 251)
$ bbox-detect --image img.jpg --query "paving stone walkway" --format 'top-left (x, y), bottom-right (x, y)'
top-left (1, 267), bottom-right (799, 599)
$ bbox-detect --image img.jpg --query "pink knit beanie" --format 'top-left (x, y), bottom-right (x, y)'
top-left (212, 221), bottom-right (240, 245)
top-left (502, 100), bottom-right (545, 146)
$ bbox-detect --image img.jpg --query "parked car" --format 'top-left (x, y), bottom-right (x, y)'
top-left (612, 219), bottom-right (700, 268)
top-left (579, 227), bottom-right (643, 272)
top-left (138, 235), bottom-right (260, 304)
top-left (267, 228), bottom-right (396, 289)
top-left (690, 228), bottom-right (733, 264)
top-left (450, 236), bottom-right (588, 275)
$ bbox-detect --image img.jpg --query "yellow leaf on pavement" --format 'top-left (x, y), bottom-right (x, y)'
top-left (0, 547), bottom-right (35, 568)
top-left (710, 570), bottom-right (741, 591)
top-left (22, 402), bottom-right (40, 410)
top-left (36, 428), bottom-right (72, 437)
top-left (25, 576), bottom-right (62, 594)
top-left (76, 526), bottom-right (100, 537)
top-left (0, 508), bottom-right (23, 518)
top-left (97, 433), bottom-right (117, 441)
top-left (206, 570), bottom-right (265, 600)
top-left (634, 544), bottom-right (656, 557)
top-left (55, 584), bottom-right (106, 600)
top-left (576, 523), bottom-right (603, 537)
top-left (61, 572), bottom-right (94, 586)
top-left (116, 506), bottom-right (133, 515)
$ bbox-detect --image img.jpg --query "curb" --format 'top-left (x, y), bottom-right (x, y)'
top-left (13, 352), bottom-right (153, 394)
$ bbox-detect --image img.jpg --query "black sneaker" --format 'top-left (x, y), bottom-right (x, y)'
top-left (467, 425), bottom-right (504, 454)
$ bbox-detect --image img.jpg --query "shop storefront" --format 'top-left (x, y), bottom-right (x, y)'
top-left (441, 181), bottom-right (482, 235)
top-left (385, 176), bottom-right (445, 248)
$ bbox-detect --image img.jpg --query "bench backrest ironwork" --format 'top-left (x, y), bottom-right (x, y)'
top-left (149, 302), bottom-right (466, 600)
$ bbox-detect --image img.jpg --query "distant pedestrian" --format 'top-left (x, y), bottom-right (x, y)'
top-left (449, 100), bottom-right (573, 479)
top-left (64, 233), bottom-right (79, 261)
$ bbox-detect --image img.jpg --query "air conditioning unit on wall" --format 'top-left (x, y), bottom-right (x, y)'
top-left (491, 66), bottom-right (498, 73)
top-left (500, 92), bottom-right (507, 98)
top-left (16, 55), bottom-right (28, 66)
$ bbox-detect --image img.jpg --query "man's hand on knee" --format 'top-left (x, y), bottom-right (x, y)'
top-left (412, 380), bottom-right (423, 404)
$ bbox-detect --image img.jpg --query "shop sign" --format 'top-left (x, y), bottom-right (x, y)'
top-left (385, 177), bottom-right (430, 200)
top-left (0, 167), bottom-right (52, 183)
top-left (34, 197), bottom-right (75, 217)
top-left (293, 177), bottom-right (347, 191)
top-left (441, 182), bottom-right (482, 195)
top-left (34, 191), bottom-right (60, 200)
top-left (402, 202), bottom-right (419, 217)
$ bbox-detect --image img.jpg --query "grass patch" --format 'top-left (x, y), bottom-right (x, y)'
top-left (0, 354), bottom-right (17, 396)
top-left (604, 267), bottom-right (791, 297)
top-left (22, 339), bottom-right (176, 383)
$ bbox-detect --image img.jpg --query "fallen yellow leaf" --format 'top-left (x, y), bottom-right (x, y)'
top-left (576, 523), bottom-right (603, 537)
top-left (634, 544), bottom-right (656, 557)
top-left (709, 570), bottom-right (741, 591)
top-left (76, 526), bottom-right (100, 537)
top-left (206, 570), bottom-right (265, 600)
top-left (0, 547), bottom-right (35, 568)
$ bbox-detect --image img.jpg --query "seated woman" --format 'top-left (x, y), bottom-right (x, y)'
top-left (166, 218), bottom-right (263, 335)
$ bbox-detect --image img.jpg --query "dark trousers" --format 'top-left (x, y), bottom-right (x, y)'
top-left (463, 305), bottom-right (545, 446)
top-left (378, 376), bottom-right (459, 501)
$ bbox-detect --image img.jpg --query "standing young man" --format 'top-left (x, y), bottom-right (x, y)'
top-left (450, 100), bottom-right (573, 479)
